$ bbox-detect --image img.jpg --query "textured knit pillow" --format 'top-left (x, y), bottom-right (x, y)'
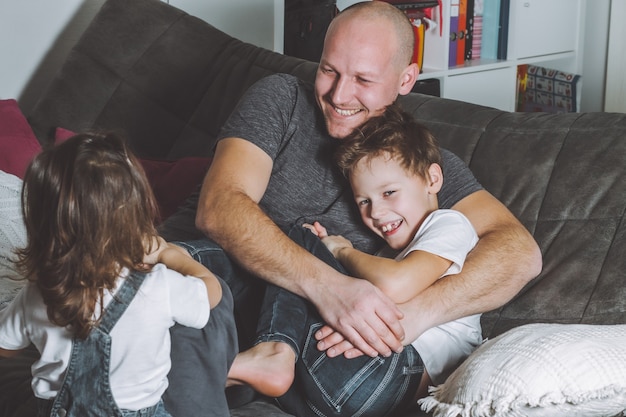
top-left (0, 170), bottom-right (27, 310)
top-left (418, 323), bottom-right (626, 417)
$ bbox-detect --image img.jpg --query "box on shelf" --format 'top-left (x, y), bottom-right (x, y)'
top-left (516, 64), bottom-right (581, 113)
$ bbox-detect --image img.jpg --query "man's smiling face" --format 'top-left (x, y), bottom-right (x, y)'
top-left (314, 15), bottom-right (408, 139)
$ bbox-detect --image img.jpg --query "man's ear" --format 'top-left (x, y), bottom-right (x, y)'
top-left (398, 63), bottom-right (420, 96)
top-left (427, 163), bottom-right (443, 193)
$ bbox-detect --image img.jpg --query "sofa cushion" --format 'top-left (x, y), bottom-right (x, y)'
top-left (418, 323), bottom-right (626, 417)
top-left (0, 100), bottom-right (42, 179)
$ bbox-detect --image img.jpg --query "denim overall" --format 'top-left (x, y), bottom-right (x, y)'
top-left (39, 272), bottom-right (170, 417)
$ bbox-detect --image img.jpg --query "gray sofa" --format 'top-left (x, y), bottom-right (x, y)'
top-left (2, 0), bottom-right (625, 416)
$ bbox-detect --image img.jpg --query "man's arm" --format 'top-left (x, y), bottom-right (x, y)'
top-left (195, 137), bottom-right (405, 357)
top-left (0, 347), bottom-right (23, 358)
top-left (399, 190), bottom-right (542, 341)
top-left (316, 190), bottom-right (541, 357)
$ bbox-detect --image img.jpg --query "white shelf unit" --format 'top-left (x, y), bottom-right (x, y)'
top-left (418, 0), bottom-right (585, 111)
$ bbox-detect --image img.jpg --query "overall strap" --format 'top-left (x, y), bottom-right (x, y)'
top-left (97, 270), bottom-right (147, 334)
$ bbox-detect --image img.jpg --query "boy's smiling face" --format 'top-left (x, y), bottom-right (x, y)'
top-left (350, 153), bottom-right (442, 250)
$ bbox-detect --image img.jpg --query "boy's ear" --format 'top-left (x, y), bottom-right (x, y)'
top-left (398, 63), bottom-right (420, 96)
top-left (427, 163), bottom-right (443, 193)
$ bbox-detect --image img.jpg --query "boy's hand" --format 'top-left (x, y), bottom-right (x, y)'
top-left (315, 325), bottom-right (365, 358)
top-left (303, 222), bottom-right (353, 258)
top-left (303, 221), bottom-right (328, 237)
top-left (320, 235), bottom-right (353, 258)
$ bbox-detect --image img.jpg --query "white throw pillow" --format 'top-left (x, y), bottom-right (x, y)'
top-left (418, 323), bottom-right (626, 417)
top-left (0, 170), bottom-right (27, 310)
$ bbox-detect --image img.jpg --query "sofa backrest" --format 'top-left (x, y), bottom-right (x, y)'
top-left (398, 93), bottom-right (626, 336)
top-left (27, 0), bottom-right (317, 159)
top-left (28, 0), bottom-right (626, 339)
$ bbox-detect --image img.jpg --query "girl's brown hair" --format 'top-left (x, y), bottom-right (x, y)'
top-left (335, 104), bottom-right (442, 180)
top-left (16, 132), bottom-right (160, 339)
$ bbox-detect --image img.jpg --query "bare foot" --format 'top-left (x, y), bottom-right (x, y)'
top-left (227, 341), bottom-right (296, 397)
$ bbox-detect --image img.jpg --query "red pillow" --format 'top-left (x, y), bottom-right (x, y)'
top-left (139, 157), bottom-right (211, 222)
top-left (54, 128), bottom-right (211, 223)
top-left (0, 99), bottom-right (42, 178)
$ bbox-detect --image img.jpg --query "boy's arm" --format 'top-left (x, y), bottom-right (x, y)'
top-left (329, 243), bottom-right (452, 304)
top-left (309, 221), bottom-right (453, 304)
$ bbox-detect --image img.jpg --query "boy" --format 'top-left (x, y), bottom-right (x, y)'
top-left (228, 105), bottom-right (482, 416)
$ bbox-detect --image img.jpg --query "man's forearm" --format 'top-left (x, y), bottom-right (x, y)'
top-left (198, 189), bottom-right (335, 299)
top-left (401, 221), bottom-right (541, 341)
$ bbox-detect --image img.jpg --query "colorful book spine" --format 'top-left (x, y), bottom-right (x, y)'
top-left (465, 0), bottom-right (475, 61)
top-left (497, 0), bottom-right (510, 59)
top-left (456, 0), bottom-right (467, 65)
top-left (449, 0), bottom-right (460, 67)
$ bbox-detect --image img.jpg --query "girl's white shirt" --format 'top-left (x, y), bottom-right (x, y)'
top-left (0, 264), bottom-right (210, 410)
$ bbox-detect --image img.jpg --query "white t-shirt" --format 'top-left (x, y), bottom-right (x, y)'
top-left (379, 209), bottom-right (482, 385)
top-left (0, 264), bottom-right (210, 410)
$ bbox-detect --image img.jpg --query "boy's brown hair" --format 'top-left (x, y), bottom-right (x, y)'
top-left (335, 104), bottom-right (442, 180)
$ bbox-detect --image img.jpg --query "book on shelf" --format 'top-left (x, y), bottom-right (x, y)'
top-left (480, 0), bottom-right (500, 59)
top-left (456, 0), bottom-right (467, 65)
top-left (497, 0), bottom-right (509, 59)
top-left (449, 0), bottom-right (460, 67)
top-left (383, 0), bottom-right (440, 9)
top-left (471, 0), bottom-right (483, 59)
top-left (386, 1), bottom-right (441, 70)
top-left (517, 64), bottom-right (581, 113)
top-left (465, 0), bottom-right (475, 61)
top-left (410, 14), bottom-right (427, 69)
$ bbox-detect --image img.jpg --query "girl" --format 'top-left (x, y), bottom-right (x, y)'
top-left (0, 132), bottom-right (223, 417)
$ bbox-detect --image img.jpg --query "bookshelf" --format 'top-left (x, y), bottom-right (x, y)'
top-left (417, 0), bottom-right (584, 111)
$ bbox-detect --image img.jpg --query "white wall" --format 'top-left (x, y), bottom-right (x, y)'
top-left (604, 0), bottom-right (626, 113)
top-left (0, 0), bottom-right (105, 112)
top-left (0, 0), bottom-right (614, 114)
top-left (0, 0), bottom-right (280, 115)
top-left (168, 0), bottom-right (278, 51)
top-left (579, 0), bottom-right (610, 112)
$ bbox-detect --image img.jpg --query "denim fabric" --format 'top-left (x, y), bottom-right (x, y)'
top-left (257, 226), bottom-right (425, 416)
top-left (173, 239), bottom-right (266, 348)
top-left (254, 225), bottom-right (346, 359)
top-left (41, 272), bottom-right (173, 417)
top-left (163, 275), bottom-right (238, 417)
top-left (279, 323), bottom-right (423, 417)
top-left (260, 285), bottom-right (425, 417)
top-left (39, 399), bottom-right (169, 417)
top-left (254, 283), bottom-right (310, 360)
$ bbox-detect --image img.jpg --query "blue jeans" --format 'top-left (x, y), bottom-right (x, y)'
top-left (258, 226), bottom-right (426, 417)
top-left (172, 239), bottom-right (265, 349)
top-left (38, 399), bottom-right (170, 417)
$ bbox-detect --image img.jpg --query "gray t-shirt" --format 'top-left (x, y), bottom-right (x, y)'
top-left (217, 74), bottom-right (482, 254)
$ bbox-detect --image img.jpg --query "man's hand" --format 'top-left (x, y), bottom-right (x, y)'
top-left (303, 221), bottom-right (353, 259)
top-left (311, 275), bottom-right (405, 358)
top-left (304, 221), bottom-right (404, 356)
